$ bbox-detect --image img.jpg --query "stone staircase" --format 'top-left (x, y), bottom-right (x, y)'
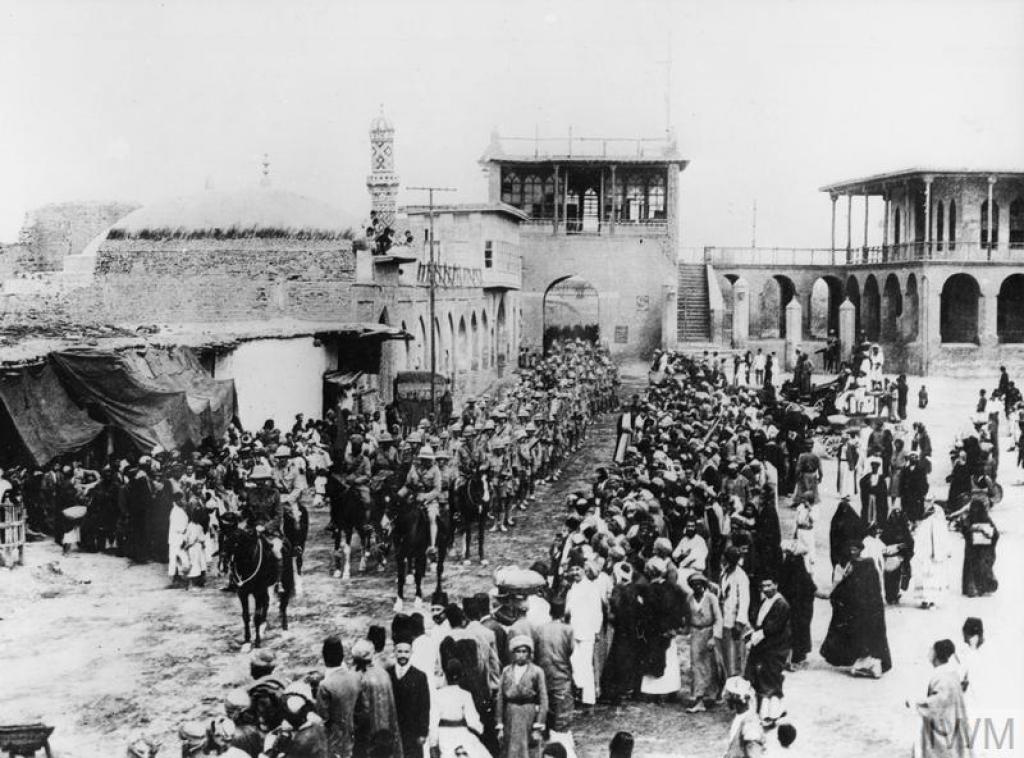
top-left (677, 263), bottom-right (710, 342)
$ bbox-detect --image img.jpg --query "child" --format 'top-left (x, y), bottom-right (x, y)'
top-left (918, 384), bottom-right (929, 409)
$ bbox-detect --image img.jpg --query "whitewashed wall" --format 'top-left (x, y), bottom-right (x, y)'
top-left (214, 337), bottom-right (337, 431)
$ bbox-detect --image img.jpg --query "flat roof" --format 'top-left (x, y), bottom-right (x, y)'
top-left (820, 168), bottom-right (1024, 194)
top-left (401, 202), bottom-right (528, 221)
top-left (480, 133), bottom-right (688, 168)
top-left (1, 319), bottom-right (409, 368)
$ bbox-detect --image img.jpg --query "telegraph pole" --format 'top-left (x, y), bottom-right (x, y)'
top-left (406, 185), bottom-right (456, 421)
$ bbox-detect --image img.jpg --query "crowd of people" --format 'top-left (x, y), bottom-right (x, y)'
top-left (1, 338), bottom-right (1013, 758)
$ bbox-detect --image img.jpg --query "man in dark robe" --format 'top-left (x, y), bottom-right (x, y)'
top-left (777, 544), bottom-right (815, 665)
top-left (820, 540), bottom-right (892, 675)
top-left (388, 635), bottom-right (430, 758)
top-left (745, 577), bottom-right (791, 726)
top-left (751, 486), bottom-right (782, 588)
top-left (880, 504), bottom-right (914, 605)
top-left (859, 458), bottom-right (888, 527)
top-left (125, 460), bottom-right (154, 563)
top-left (899, 451), bottom-right (930, 523)
top-left (830, 496), bottom-right (867, 568)
top-left (600, 564), bottom-right (643, 703)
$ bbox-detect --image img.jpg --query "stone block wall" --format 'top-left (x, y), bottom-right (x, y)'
top-left (75, 237), bottom-right (356, 323)
top-left (518, 230), bottom-right (675, 357)
top-left (11, 201), bottom-right (139, 272)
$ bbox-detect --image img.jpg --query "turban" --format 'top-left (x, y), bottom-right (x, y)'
top-left (509, 635), bottom-right (534, 654)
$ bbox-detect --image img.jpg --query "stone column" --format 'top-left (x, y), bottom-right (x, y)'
top-left (609, 164), bottom-right (617, 236)
top-left (980, 287), bottom-right (998, 348)
top-left (846, 193), bottom-right (853, 257)
top-left (733, 279), bottom-right (750, 346)
top-left (987, 176), bottom-right (996, 256)
top-left (784, 298), bottom-right (802, 371)
top-left (839, 298), bottom-right (856, 363)
top-left (830, 193), bottom-right (838, 260)
top-left (924, 175), bottom-right (932, 259)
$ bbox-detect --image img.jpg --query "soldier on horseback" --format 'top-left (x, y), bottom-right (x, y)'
top-left (242, 463), bottom-right (286, 595)
top-left (456, 424), bottom-right (488, 563)
top-left (396, 445), bottom-right (442, 556)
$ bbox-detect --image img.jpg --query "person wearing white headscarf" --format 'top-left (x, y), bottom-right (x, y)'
top-left (911, 499), bottom-right (953, 609)
top-left (721, 677), bottom-right (766, 757)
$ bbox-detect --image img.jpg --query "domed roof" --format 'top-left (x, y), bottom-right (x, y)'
top-left (109, 187), bottom-right (352, 239)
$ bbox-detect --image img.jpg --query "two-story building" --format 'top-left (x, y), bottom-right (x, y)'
top-left (479, 131), bottom-right (689, 356)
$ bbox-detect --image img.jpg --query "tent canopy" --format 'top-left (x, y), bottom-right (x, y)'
top-left (50, 346), bottom-right (236, 454)
top-left (0, 363), bottom-right (105, 465)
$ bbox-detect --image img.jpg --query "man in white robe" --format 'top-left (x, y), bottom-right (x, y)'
top-left (564, 562), bottom-right (603, 706)
top-left (911, 500), bottom-right (952, 609)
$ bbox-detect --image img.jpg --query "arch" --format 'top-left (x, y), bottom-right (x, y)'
top-left (378, 308), bottom-right (396, 402)
top-left (981, 199), bottom-right (1000, 247)
top-left (861, 275), bottom-right (881, 342)
top-left (470, 311), bottom-right (480, 371)
top-left (447, 313), bottom-right (456, 375)
top-left (416, 316), bottom-right (427, 370)
top-left (903, 274), bottom-right (919, 341)
top-left (496, 296), bottom-right (508, 370)
top-left (809, 276), bottom-right (842, 339)
top-left (881, 274), bottom-right (902, 342)
top-left (1010, 198), bottom-right (1024, 248)
top-left (845, 276), bottom-right (862, 336)
top-left (400, 320), bottom-right (410, 371)
top-left (940, 274), bottom-right (980, 344)
top-left (756, 275), bottom-right (795, 338)
top-left (543, 275), bottom-right (600, 352)
top-left (457, 315), bottom-right (469, 371)
top-left (481, 309), bottom-right (490, 370)
top-left (997, 274), bottom-right (1024, 343)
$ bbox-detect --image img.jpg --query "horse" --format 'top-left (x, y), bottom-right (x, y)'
top-left (454, 473), bottom-right (489, 565)
top-left (223, 524), bottom-right (294, 649)
top-left (390, 493), bottom-right (450, 611)
top-left (327, 471), bottom-right (373, 580)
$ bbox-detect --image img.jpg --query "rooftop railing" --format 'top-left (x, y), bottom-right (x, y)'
top-left (702, 241), bottom-right (1024, 267)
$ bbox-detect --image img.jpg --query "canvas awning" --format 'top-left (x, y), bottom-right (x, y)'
top-left (323, 370), bottom-right (364, 387)
top-left (0, 363), bottom-right (105, 465)
top-left (315, 323), bottom-right (412, 342)
top-left (50, 346), bottom-right (236, 453)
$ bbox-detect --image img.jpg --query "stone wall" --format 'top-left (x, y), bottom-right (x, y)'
top-left (518, 229), bottom-right (675, 357)
top-left (11, 201), bottom-right (139, 271)
top-left (80, 237), bottom-right (355, 323)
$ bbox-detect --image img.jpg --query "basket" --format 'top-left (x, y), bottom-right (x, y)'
top-left (0, 723), bottom-right (54, 754)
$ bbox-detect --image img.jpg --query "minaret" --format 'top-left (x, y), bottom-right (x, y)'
top-left (367, 107), bottom-right (399, 227)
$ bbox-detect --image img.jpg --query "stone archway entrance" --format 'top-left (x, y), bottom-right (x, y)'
top-left (543, 275), bottom-right (600, 352)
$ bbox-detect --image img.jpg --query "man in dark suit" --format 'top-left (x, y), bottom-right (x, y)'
top-left (745, 577), bottom-right (791, 728)
top-left (389, 634), bottom-right (430, 758)
top-left (477, 592), bottom-right (509, 669)
top-left (315, 636), bottom-right (361, 758)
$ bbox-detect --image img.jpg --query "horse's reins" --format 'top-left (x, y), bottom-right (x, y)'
top-left (230, 536), bottom-right (264, 588)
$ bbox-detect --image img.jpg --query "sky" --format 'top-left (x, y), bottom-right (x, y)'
top-left (1, 0), bottom-right (1022, 249)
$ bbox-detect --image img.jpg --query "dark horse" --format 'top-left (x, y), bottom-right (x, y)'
top-left (391, 494), bottom-right (450, 611)
top-left (327, 470), bottom-right (377, 579)
top-left (223, 524), bottom-right (296, 649)
top-left (455, 473), bottom-right (489, 564)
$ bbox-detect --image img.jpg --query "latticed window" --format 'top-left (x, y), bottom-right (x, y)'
top-left (625, 175), bottom-right (645, 221)
top-left (501, 171), bottom-right (523, 207)
top-left (523, 175), bottom-right (544, 215)
top-left (647, 174), bottom-right (666, 218)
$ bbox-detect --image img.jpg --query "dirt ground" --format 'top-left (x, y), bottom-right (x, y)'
top-left (2, 366), bottom-right (1023, 757)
